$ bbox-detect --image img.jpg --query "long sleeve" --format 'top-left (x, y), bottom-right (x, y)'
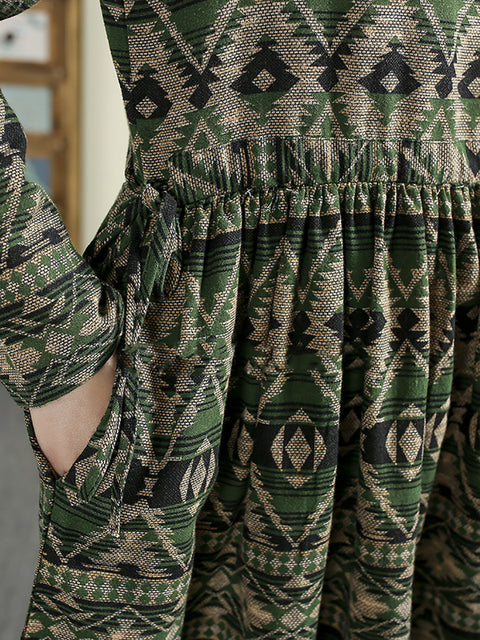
top-left (0, 1), bottom-right (40, 19)
top-left (0, 88), bottom-right (125, 409)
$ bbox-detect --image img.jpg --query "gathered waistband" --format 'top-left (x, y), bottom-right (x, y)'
top-left (137, 136), bottom-right (480, 208)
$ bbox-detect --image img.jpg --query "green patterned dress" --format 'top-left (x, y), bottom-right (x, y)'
top-left (1, 0), bottom-right (480, 638)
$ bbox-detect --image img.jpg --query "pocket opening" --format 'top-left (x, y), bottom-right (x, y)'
top-left (25, 185), bottom-right (182, 523)
top-left (24, 360), bottom-right (128, 504)
top-left (72, 362), bottom-right (128, 504)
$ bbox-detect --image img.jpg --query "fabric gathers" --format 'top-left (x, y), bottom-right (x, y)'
top-left (2, 0), bottom-right (480, 638)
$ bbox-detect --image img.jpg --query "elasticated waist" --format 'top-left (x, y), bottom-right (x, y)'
top-left (139, 136), bottom-right (480, 208)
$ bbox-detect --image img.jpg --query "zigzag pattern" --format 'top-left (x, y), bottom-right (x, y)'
top-left (100, 0), bottom-right (480, 201)
top-left (0, 91), bottom-right (127, 407)
top-left (0, 0), bottom-right (477, 638)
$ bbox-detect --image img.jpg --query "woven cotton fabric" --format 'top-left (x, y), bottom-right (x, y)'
top-left (1, 0), bottom-right (479, 638)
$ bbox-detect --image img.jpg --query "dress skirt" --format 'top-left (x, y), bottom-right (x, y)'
top-left (21, 137), bottom-right (480, 639)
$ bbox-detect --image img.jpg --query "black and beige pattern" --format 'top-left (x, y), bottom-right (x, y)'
top-left (0, 1), bottom-right (40, 19)
top-left (0, 0), bottom-right (479, 638)
top-left (0, 90), bottom-right (126, 407)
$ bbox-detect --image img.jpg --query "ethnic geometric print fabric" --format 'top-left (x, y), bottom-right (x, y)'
top-left (0, 91), bottom-right (126, 408)
top-left (101, 0), bottom-right (480, 200)
top-left (7, 0), bottom-right (480, 638)
top-left (0, 1), bottom-right (40, 19)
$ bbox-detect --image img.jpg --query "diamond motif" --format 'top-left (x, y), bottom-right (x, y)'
top-left (136, 97), bottom-right (159, 118)
top-left (381, 70), bottom-right (401, 93)
top-left (359, 38), bottom-right (421, 95)
top-left (253, 69), bottom-right (277, 92)
top-left (398, 422), bottom-right (423, 465)
top-left (285, 428), bottom-right (311, 471)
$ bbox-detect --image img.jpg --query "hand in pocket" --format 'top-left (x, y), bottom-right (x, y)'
top-left (29, 351), bottom-right (118, 477)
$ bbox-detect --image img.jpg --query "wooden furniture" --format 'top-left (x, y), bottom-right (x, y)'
top-left (0, 0), bottom-right (81, 247)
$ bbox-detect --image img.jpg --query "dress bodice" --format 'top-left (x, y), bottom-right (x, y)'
top-left (98, 0), bottom-right (480, 205)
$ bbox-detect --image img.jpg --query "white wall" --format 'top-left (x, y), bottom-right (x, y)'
top-left (80, 1), bottom-right (129, 252)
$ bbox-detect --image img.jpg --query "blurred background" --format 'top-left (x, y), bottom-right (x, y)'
top-left (0, 1), bottom-right (129, 635)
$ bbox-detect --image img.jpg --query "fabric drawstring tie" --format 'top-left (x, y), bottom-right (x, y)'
top-left (106, 182), bottom-right (179, 537)
top-left (24, 178), bottom-right (180, 538)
